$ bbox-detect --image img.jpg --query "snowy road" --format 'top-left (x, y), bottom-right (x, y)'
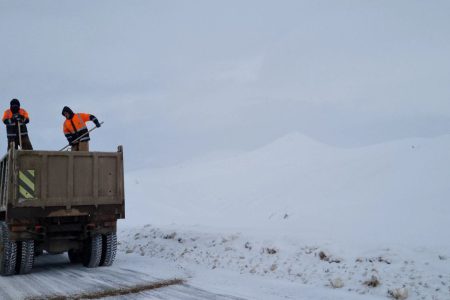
top-left (0, 253), bottom-right (243, 300)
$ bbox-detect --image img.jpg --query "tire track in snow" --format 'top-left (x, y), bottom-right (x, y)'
top-left (26, 279), bottom-right (183, 300)
top-left (0, 253), bottom-right (243, 300)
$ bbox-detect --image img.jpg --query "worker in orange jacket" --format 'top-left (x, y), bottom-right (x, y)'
top-left (62, 106), bottom-right (101, 151)
top-left (2, 99), bottom-right (33, 150)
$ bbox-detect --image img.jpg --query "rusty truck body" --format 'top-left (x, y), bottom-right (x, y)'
top-left (0, 146), bottom-right (125, 275)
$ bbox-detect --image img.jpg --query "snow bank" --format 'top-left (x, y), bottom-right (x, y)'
top-left (119, 225), bottom-right (450, 300)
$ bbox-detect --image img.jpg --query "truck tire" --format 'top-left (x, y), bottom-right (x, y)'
top-left (0, 222), bottom-right (17, 276)
top-left (16, 240), bottom-right (34, 274)
top-left (83, 234), bottom-right (102, 268)
top-left (68, 249), bottom-right (82, 264)
top-left (100, 232), bottom-right (117, 267)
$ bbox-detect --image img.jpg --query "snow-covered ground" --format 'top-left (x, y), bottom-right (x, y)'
top-left (121, 133), bottom-right (450, 299)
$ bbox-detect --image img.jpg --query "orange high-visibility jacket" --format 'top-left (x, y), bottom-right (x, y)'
top-left (63, 113), bottom-right (96, 144)
top-left (2, 108), bottom-right (30, 138)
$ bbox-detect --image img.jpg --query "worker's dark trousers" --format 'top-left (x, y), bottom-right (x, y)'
top-left (7, 135), bottom-right (33, 150)
top-left (71, 141), bottom-right (89, 152)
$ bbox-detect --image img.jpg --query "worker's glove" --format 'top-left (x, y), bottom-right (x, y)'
top-left (94, 119), bottom-right (101, 128)
top-left (13, 114), bottom-right (23, 122)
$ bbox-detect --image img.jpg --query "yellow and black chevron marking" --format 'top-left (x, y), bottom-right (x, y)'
top-left (19, 170), bottom-right (35, 199)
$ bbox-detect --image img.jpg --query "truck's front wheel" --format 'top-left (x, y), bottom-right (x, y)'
top-left (0, 222), bottom-right (17, 276)
top-left (83, 234), bottom-right (102, 268)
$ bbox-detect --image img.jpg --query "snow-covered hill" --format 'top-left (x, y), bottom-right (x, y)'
top-left (125, 132), bottom-right (450, 248)
top-left (120, 133), bottom-right (450, 299)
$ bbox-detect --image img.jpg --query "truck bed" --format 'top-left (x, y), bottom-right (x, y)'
top-left (0, 146), bottom-right (125, 220)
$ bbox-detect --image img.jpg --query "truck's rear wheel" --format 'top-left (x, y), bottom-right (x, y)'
top-left (0, 222), bottom-right (17, 276)
top-left (16, 240), bottom-right (34, 274)
top-left (83, 234), bottom-right (102, 268)
top-left (100, 232), bottom-right (117, 267)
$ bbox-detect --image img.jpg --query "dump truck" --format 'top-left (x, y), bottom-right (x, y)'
top-left (0, 146), bottom-right (125, 275)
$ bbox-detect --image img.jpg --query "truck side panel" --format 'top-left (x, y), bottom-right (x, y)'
top-left (12, 150), bottom-right (124, 208)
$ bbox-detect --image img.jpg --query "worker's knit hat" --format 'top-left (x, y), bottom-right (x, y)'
top-left (62, 106), bottom-right (74, 118)
top-left (10, 99), bottom-right (20, 113)
top-left (10, 99), bottom-right (20, 107)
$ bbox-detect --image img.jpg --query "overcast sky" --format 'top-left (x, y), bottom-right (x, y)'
top-left (1, 0), bottom-right (449, 169)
